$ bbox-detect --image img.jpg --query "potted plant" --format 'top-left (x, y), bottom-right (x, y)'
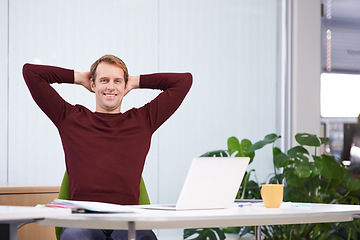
top-left (184, 133), bottom-right (360, 240)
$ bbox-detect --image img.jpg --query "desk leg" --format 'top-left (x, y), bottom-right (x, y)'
top-left (128, 221), bottom-right (136, 240)
top-left (255, 226), bottom-right (261, 240)
top-left (0, 223), bottom-right (18, 240)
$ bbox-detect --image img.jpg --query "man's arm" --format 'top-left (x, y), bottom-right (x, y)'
top-left (124, 75), bottom-right (140, 96)
top-left (23, 63), bottom-right (75, 125)
top-left (74, 71), bottom-right (93, 92)
top-left (139, 72), bottom-right (192, 132)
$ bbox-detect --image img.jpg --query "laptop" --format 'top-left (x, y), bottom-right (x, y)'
top-left (139, 157), bottom-right (250, 210)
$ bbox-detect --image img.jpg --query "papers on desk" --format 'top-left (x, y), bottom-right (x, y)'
top-left (234, 200), bottom-right (312, 208)
top-left (44, 199), bottom-right (138, 214)
top-left (41, 199), bottom-right (312, 213)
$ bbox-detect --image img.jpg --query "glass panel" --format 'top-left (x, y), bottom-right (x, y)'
top-left (321, 0), bottom-right (360, 74)
top-left (321, 73), bottom-right (360, 118)
top-left (157, 0), bottom-right (280, 203)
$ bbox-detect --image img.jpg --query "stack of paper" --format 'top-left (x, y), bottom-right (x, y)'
top-left (46, 199), bottom-right (138, 213)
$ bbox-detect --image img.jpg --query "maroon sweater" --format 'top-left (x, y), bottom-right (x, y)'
top-left (23, 63), bottom-right (192, 205)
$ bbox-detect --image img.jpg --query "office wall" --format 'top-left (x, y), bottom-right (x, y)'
top-left (0, 0), bottom-right (8, 183)
top-left (2, 0), bottom-right (280, 206)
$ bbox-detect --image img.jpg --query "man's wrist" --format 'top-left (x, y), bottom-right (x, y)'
top-left (128, 75), bottom-right (140, 89)
top-left (74, 72), bottom-right (90, 85)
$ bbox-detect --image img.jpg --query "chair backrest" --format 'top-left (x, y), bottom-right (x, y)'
top-left (55, 171), bottom-right (150, 240)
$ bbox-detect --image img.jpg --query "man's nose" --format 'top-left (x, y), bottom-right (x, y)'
top-left (107, 81), bottom-right (115, 90)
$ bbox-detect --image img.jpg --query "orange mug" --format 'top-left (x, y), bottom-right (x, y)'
top-left (261, 184), bottom-right (283, 208)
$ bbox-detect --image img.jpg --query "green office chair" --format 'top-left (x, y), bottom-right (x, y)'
top-left (55, 171), bottom-right (150, 240)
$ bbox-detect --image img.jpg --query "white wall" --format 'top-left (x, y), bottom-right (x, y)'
top-left (2, 0), bottom-right (282, 207)
top-left (0, 0), bottom-right (9, 183)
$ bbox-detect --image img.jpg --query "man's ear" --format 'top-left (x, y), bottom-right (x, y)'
top-left (90, 78), bottom-right (95, 92)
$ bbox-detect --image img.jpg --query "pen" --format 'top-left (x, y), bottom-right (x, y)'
top-left (237, 202), bottom-right (252, 207)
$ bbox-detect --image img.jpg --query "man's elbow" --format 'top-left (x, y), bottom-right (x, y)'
top-left (184, 72), bottom-right (193, 89)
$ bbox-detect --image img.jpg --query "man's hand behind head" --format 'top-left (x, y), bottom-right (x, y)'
top-left (74, 71), bottom-right (94, 93)
top-left (124, 75), bottom-right (140, 96)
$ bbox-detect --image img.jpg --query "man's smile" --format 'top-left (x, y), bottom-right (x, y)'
top-left (103, 93), bottom-right (118, 97)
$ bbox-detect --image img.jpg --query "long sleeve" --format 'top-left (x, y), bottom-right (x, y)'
top-left (139, 72), bottom-right (193, 132)
top-left (22, 63), bottom-right (75, 126)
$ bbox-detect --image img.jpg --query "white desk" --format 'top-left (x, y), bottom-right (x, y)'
top-left (0, 206), bottom-right (70, 240)
top-left (37, 203), bottom-right (360, 240)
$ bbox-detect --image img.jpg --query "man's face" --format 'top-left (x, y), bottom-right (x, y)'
top-left (91, 62), bottom-right (126, 113)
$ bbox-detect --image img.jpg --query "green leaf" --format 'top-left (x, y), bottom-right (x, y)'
top-left (273, 146), bottom-right (282, 157)
top-left (269, 175), bottom-right (282, 184)
top-left (195, 229), bottom-right (209, 240)
top-left (238, 139), bottom-right (252, 157)
top-left (320, 137), bottom-right (330, 145)
top-left (238, 226), bottom-right (252, 237)
top-left (287, 146), bottom-right (309, 158)
top-left (240, 180), bottom-right (261, 199)
top-left (240, 139), bottom-right (253, 155)
top-left (214, 228), bottom-right (226, 240)
top-left (294, 160), bottom-right (311, 178)
top-left (274, 152), bottom-right (292, 168)
top-left (285, 173), bottom-right (301, 187)
top-left (200, 150), bottom-right (229, 157)
top-left (320, 154), bottom-right (345, 182)
top-left (183, 228), bottom-right (197, 239)
top-left (295, 133), bottom-right (321, 147)
top-left (206, 230), bottom-right (217, 240)
top-left (238, 139), bottom-right (255, 163)
top-left (227, 137), bottom-right (240, 156)
top-left (297, 154), bottom-right (310, 162)
top-left (327, 235), bottom-right (345, 240)
top-left (318, 155), bottom-right (332, 179)
top-left (320, 155), bottom-right (347, 183)
top-left (183, 228), bottom-right (224, 240)
top-left (264, 133), bottom-right (281, 142)
top-left (311, 158), bottom-right (323, 176)
top-left (348, 196), bottom-right (360, 205)
top-left (227, 137), bottom-right (254, 163)
top-left (247, 141), bottom-right (265, 153)
top-left (221, 227), bottom-right (240, 234)
top-left (346, 177), bottom-right (360, 192)
top-left (247, 133), bottom-right (281, 153)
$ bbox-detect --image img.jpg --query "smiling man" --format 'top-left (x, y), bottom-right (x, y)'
top-left (88, 56), bottom-right (135, 113)
top-left (23, 55), bottom-right (192, 240)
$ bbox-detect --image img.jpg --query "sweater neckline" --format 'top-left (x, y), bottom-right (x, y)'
top-left (94, 111), bottom-right (124, 117)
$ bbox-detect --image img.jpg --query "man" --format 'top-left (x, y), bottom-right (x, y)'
top-left (23, 55), bottom-right (192, 240)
